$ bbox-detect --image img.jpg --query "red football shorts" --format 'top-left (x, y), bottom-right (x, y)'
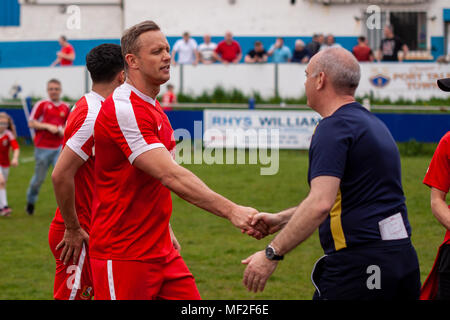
top-left (48, 226), bottom-right (94, 300)
top-left (91, 249), bottom-right (201, 300)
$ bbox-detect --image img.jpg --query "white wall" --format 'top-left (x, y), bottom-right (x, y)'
top-left (0, 2), bottom-right (122, 41)
top-left (0, 0), bottom-right (447, 43)
top-left (124, 0), bottom-right (362, 36)
top-left (123, 0), bottom-right (447, 38)
top-left (423, 0), bottom-right (448, 37)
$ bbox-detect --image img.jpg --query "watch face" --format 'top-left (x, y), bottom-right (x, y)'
top-left (265, 246), bottom-right (275, 260)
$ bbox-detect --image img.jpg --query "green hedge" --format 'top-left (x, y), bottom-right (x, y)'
top-left (1, 86), bottom-right (449, 108)
top-left (174, 86), bottom-right (450, 107)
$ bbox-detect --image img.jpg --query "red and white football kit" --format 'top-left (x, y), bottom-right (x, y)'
top-left (90, 82), bottom-right (200, 300)
top-left (0, 130), bottom-right (19, 168)
top-left (29, 100), bottom-right (70, 149)
top-left (48, 91), bottom-right (103, 300)
top-left (420, 131), bottom-right (450, 300)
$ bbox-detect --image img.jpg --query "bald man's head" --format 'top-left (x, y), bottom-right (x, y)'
top-left (309, 47), bottom-right (361, 96)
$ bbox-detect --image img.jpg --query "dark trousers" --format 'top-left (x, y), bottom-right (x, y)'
top-left (437, 244), bottom-right (450, 300)
top-left (312, 240), bottom-right (421, 300)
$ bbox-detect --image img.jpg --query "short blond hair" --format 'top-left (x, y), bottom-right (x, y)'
top-left (121, 20), bottom-right (160, 69)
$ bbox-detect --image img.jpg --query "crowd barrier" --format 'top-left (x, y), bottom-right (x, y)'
top-left (1, 63), bottom-right (450, 103)
top-left (3, 107), bottom-right (448, 145)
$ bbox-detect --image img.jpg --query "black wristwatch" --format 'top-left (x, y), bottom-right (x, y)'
top-left (265, 244), bottom-right (284, 261)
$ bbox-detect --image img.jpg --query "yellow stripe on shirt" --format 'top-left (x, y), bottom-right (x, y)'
top-left (330, 189), bottom-right (347, 251)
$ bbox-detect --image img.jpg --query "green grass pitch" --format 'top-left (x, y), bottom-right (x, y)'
top-left (0, 144), bottom-right (444, 299)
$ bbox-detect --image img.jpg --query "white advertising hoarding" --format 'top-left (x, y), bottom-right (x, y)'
top-left (203, 109), bottom-right (321, 149)
top-left (358, 63), bottom-right (450, 101)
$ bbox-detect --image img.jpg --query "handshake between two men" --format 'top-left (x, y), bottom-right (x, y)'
top-left (224, 205), bottom-right (290, 294)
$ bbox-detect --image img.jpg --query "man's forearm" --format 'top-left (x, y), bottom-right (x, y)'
top-left (51, 57), bottom-right (61, 66)
top-left (162, 165), bottom-right (237, 219)
top-left (59, 53), bottom-right (74, 61)
top-left (52, 174), bottom-right (80, 230)
top-left (29, 120), bottom-right (52, 131)
top-left (213, 53), bottom-right (223, 63)
top-left (431, 196), bottom-right (450, 230)
top-left (271, 196), bottom-right (329, 256)
top-left (277, 206), bottom-right (297, 227)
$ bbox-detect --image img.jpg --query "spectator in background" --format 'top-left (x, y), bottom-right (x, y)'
top-left (291, 39), bottom-right (310, 64)
top-left (26, 79), bottom-right (70, 215)
top-left (267, 37), bottom-right (292, 63)
top-left (171, 32), bottom-right (198, 66)
top-left (377, 25), bottom-right (409, 62)
top-left (51, 36), bottom-right (75, 67)
top-left (306, 34), bottom-right (323, 58)
top-left (0, 112), bottom-right (19, 217)
top-left (198, 34), bottom-right (217, 64)
top-left (161, 84), bottom-right (177, 111)
top-left (244, 41), bottom-right (268, 63)
top-left (352, 36), bottom-right (374, 62)
top-left (214, 31), bottom-right (242, 64)
top-left (320, 34), bottom-right (342, 51)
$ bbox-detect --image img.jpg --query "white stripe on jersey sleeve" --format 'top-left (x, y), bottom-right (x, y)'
top-left (29, 99), bottom-right (46, 122)
top-left (113, 86), bottom-right (165, 164)
top-left (5, 130), bottom-right (15, 140)
top-left (65, 92), bottom-right (103, 161)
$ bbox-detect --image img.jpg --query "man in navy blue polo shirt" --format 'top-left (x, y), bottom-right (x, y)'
top-left (242, 47), bottom-right (421, 300)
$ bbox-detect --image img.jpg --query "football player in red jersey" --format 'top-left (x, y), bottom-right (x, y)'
top-left (89, 20), bottom-right (268, 300)
top-left (49, 44), bottom-right (125, 300)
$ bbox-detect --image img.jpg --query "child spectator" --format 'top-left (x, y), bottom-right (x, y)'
top-left (161, 84), bottom-right (177, 111)
top-left (0, 112), bottom-right (20, 216)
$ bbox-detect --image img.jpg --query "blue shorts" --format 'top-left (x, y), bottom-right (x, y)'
top-left (312, 239), bottom-right (421, 300)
